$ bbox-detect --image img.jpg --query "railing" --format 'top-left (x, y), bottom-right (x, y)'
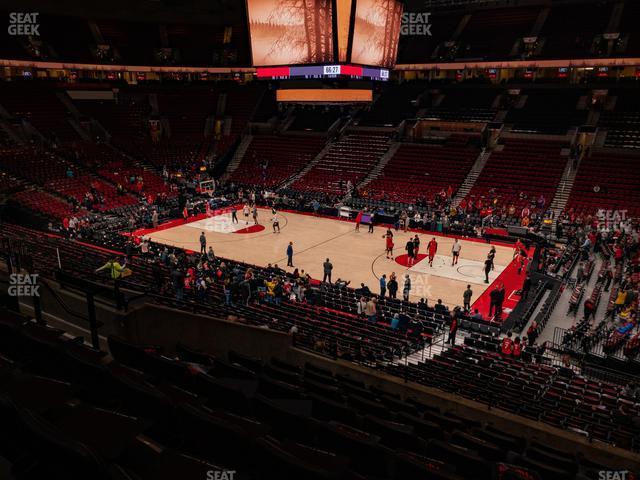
top-left (583, 363), bottom-right (638, 387)
top-left (552, 325), bottom-right (630, 362)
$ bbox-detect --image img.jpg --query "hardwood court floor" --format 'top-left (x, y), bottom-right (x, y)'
top-left (144, 208), bottom-right (515, 308)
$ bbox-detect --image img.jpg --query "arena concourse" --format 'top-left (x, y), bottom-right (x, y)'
top-left (0, 0), bottom-right (640, 479)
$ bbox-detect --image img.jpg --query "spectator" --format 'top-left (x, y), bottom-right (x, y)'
top-left (379, 274), bottom-right (387, 298)
top-left (447, 310), bottom-right (459, 345)
top-left (512, 337), bottom-right (522, 359)
top-left (286, 242), bottom-right (294, 267)
top-left (390, 313), bottom-right (400, 330)
top-left (95, 257), bottom-right (129, 280)
top-left (489, 286), bottom-right (501, 317)
top-left (387, 274), bottom-right (398, 299)
top-left (521, 275), bottom-right (531, 300)
top-left (357, 283), bottom-right (371, 297)
top-left (576, 262), bottom-right (585, 284)
top-left (501, 332), bottom-right (514, 356)
top-left (463, 285), bottom-right (473, 311)
top-left (357, 296), bottom-right (367, 317)
top-left (402, 274), bottom-right (411, 301)
top-left (526, 321), bottom-right (538, 345)
top-left (322, 258), bottom-right (333, 283)
top-left (434, 299), bottom-right (448, 315)
top-left (365, 297), bottom-right (377, 323)
top-left (583, 298), bottom-right (596, 321)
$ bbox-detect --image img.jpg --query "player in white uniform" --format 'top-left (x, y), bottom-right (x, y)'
top-left (451, 238), bottom-right (462, 266)
top-left (243, 204), bottom-right (250, 225)
top-left (272, 213), bottom-right (280, 233)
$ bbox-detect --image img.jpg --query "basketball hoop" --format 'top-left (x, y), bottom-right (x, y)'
top-left (199, 179), bottom-right (216, 196)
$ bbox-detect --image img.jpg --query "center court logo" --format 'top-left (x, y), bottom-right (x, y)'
top-left (401, 12), bottom-right (432, 36)
top-left (8, 12), bottom-right (40, 36)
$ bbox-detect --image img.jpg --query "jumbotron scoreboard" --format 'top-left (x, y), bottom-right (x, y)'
top-left (256, 64), bottom-right (389, 81)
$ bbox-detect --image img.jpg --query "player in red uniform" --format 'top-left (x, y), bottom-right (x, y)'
top-left (513, 238), bottom-right (524, 258)
top-left (383, 229), bottom-right (394, 259)
top-left (517, 250), bottom-right (528, 274)
top-left (355, 210), bottom-right (363, 232)
top-left (427, 237), bottom-right (438, 267)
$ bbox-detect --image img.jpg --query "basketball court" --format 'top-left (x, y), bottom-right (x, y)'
top-left (139, 207), bottom-right (522, 309)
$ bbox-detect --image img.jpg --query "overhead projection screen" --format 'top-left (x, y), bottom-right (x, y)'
top-left (350, 0), bottom-right (403, 67)
top-left (246, 0), bottom-right (334, 66)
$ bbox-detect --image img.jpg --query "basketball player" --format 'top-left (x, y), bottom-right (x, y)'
top-left (383, 229), bottom-right (394, 259)
top-left (427, 237), bottom-right (438, 267)
top-left (405, 238), bottom-right (415, 266)
top-left (514, 238), bottom-right (524, 258)
top-left (451, 238), bottom-right (461, 266)
top-left (413, 235), bottom-right (420, 258)
top-left (252, 206), bottom-right (259, 225)
top-left (272, 212), bottom-right (280, 233)
top-left (487, 246), bottom-right (496, 271)
top-left (517, 250), bottom-right (528, 274)
top-left (484, 257), bottom-right (492, 283)
top-left (243, 204), bottom-right (250, 225)
top-left (231, 208), bottom-right (238, 224)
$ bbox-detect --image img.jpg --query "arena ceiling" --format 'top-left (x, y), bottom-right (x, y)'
top-left (0, 0), bottom-right (245, 25)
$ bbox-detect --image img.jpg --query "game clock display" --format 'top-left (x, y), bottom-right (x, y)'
top-left (256, 64), bottom-right (390, 81)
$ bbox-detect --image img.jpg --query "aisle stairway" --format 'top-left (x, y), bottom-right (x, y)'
top-left (452, 148), bottom-right (491, 206)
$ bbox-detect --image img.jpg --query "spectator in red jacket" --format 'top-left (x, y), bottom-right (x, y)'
top-left (584, 298), bottom-right (596, 321)
top-left (501, 332), bottom-right (514, 356)
top-left (512, 337), bottom-right (522, 359)
top-left (446, 309), bottom-right (459, 346)
top-left (614, 245), bottom-right (624, 265)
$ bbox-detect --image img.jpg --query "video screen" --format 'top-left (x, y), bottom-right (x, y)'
top-left (350, 0), bottom-right (403, 67)
top-left (246, 0), bottom-right (334, 66)
top-left (336, 0), bottom-right (353, 62)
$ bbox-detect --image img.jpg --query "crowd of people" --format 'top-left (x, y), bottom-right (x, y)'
top-left (557, 212), bottom-right (639, 361)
